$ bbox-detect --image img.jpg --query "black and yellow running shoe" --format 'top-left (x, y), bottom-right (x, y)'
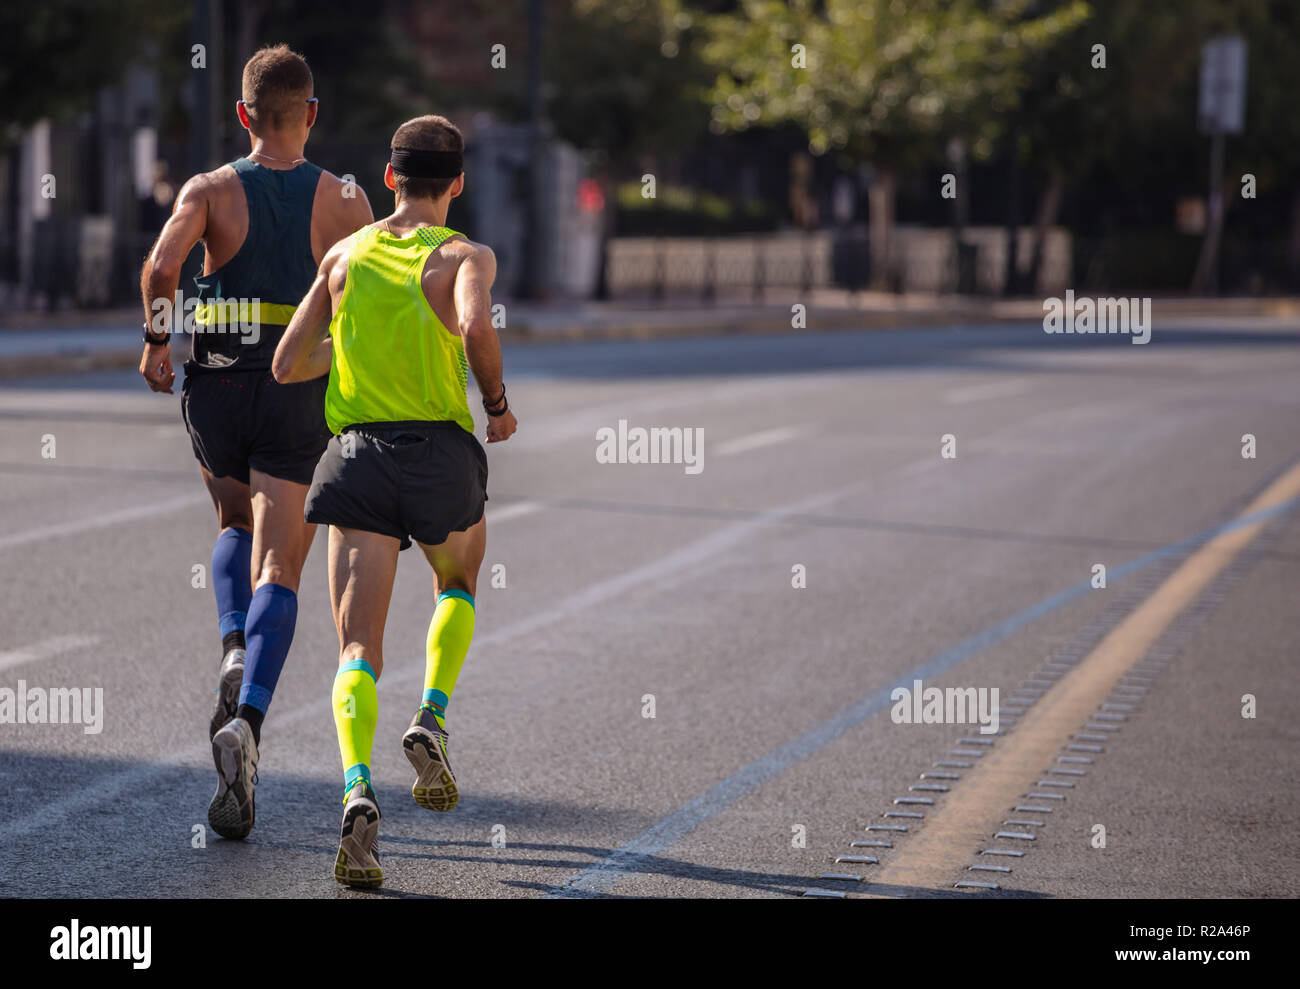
top-left (402, 708), bottom-right (459, 812)
top-left (335, 781), bottom-right (382, 888)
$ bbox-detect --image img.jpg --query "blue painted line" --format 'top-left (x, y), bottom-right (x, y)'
top-left (549, 494), bottom-right (1299, 896)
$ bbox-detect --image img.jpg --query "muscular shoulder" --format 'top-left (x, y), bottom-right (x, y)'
top-left (440, 237), bottom-right (496, 280)
top-left (315, 168), bottom-right (374, 226)
top-left (321, 225), bottom-right (377, 289)
top-left (174, 165), bottom-right (235, 207)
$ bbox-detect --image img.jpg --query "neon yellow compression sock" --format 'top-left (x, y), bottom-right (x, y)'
top-left (421, 590), bottom-right (476, 728)
top-left (333, 658), bottom-right (378, 799)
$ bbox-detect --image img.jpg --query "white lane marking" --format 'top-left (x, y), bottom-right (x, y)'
top-left (525, 376), bottom-right (803, 452)
top-left (943, 378), bottom-right (1030, 405)
top-left (0, 635), bottom-right (98, 675)
top-left (715, 426), bottom-right (804, 458)
top-left (0, 492), bottom-right (210, 553)
top-left (0, 478), bottom-right (868, 845)
top-left (487, 500), bottom-right (543, 524)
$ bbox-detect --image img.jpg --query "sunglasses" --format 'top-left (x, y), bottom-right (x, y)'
top-left (237, 98), bottom-right (318, 110)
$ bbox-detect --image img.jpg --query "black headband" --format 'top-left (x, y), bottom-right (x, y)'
top-left (390, 146), bottom-right (463, 179)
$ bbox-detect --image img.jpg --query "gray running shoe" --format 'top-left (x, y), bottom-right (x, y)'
top-left (208, 716), bottom-right (258, 839)
top-left (209, 648), bottom-right (245, 741)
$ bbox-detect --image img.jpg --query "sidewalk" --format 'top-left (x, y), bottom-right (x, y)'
top-left (2, 293), bottom-right (1298, 379)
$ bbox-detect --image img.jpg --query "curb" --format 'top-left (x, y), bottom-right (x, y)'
top-left (0, 310), bottom-right (1024, 380)
top-left (1, 299), bottom-right (1294, 378)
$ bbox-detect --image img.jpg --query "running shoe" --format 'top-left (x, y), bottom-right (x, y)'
top-left (209, 647), bottom-right (245, 741)
top-left (208, 716), bottom-right (258, 839)
top-left (402, 707), bottom-right (458, 812)
top-left (335, 781), bottom-right (382, 888)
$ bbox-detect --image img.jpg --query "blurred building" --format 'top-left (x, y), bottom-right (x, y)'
top-left (0, 66), bottom-right (162, 313)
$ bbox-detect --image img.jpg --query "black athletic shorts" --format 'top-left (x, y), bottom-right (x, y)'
top-left (304, 420), bottom-right (488, 551)
top-left (180, 365), bottom-right (331, 486)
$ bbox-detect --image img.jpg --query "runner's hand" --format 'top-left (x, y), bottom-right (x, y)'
top-left (486, 408), bottom-right (516, 443)
top-left (140, 342), bottom-right (175, 394)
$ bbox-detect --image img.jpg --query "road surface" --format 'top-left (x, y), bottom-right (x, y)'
top-left (0, 319), bottom-right (1296, 898)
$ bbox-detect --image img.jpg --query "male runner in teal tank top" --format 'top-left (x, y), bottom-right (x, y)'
top-left (274, 114), bottom-right (516, 887)
top-left (138, 44), bottom-right (374, 840)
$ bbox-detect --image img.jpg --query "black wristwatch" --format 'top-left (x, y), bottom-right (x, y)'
top-left (142, 322), bottom-right (170, 346)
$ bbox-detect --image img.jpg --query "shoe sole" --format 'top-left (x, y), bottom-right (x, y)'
top-left (335, 800), bottom-right (383, 888)
top-left (208, 729), bottom-right (254, 840)
top-left (402, 727), bottom-right (459, 812)
top-left (209, 659), bottom-right (244, 741)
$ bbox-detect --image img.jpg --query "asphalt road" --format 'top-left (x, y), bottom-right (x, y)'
top-left (0, 319), bottom-right (1297, 899)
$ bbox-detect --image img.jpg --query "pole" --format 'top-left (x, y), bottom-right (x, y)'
top-left (1192, 129), bottom-right (1226, 295)
top-left (520, 0), bottom-right (545, 299)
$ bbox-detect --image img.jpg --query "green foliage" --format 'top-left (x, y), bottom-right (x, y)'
top-left (700, 0), bottom-right (1088, 167)
top-left (615, 180), bottom-right (774, 234)
top-left (546, 0), bottom-right (711, 167)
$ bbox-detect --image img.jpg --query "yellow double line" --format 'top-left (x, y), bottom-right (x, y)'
top-left (864, 459), bottom-right (1300, 896)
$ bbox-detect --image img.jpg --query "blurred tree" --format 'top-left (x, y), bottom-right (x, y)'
top-left (546, 0), bottom-right (709, 167)
top-left (1230, 0), bottom-right (1300, 288)
top-left (0, 0), bottom-right (183, 135)
top-left (545, 0), bottom-right (712, 295)
top-left (1009, 0), bottom-right (1300, 291)
top-left (700, 0), bottom-right (1086, 288)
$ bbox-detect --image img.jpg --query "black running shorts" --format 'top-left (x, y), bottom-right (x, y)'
top-left (180, 366), bottom-right (331, 486)
top-left (304, 420), bottom-right (488, 550)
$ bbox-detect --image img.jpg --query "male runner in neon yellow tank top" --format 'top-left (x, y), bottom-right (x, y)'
top-left (273, 115), bottom-right (516, 888)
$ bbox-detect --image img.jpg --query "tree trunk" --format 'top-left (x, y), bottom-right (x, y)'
top-left (867, 165), bottom-right (895, 291)
top-left (1025, 168), bottom-right (1065, 295)
top-left (1288, 185), bottom-right (1300, 292)
top-left (593, 172), bottom-right (614, 300)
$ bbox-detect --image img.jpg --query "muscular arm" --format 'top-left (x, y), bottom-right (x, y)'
top-left (138, 177), bottom-right (208, 392)
top-left (273, 243), bottom-right (345, 384)
top-left (452, 246), bottom-right (502, 401)
top-left (451, 244), bottom-right (516, 443)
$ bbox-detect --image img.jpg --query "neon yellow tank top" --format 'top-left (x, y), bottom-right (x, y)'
top-left (323, 224), bottom-right (474, 435)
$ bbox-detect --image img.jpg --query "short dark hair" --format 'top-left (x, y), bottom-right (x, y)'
top-left (241, 44), bottom-right (313, 131)
top-left (390, 115), bottom-right (464, 201)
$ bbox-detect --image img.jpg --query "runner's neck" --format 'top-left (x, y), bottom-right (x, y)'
top-left (246, 137), bottom-right (308, 170)
top-left (381, 204), bottom-right (450, 237)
